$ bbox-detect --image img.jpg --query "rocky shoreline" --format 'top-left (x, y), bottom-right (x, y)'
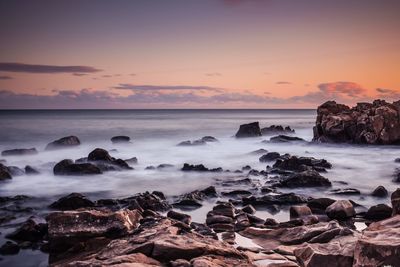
top-left (0, 100), bottom-right (400, 266)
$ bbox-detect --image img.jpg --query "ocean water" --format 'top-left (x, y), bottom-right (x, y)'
top-left (0, 109), bottom-right (398, 208)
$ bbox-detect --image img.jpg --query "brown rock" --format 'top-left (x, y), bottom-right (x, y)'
top-left (290, 205), bottom-right (312, 219)
top-left (325, 200), bottom-right (355, 220)
top-left (391, 188), bottom-right (400, 215)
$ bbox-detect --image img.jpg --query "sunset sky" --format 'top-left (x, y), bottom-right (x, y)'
top-left (0, 0), bottom-right (399, 108)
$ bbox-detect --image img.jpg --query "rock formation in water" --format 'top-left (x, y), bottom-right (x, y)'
top-left (313, 99), bottom-right (400, 144)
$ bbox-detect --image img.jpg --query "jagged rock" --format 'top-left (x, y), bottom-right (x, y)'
top-left (0, 241), bottom-right (20, 255)
top-left (269, 135), bottom-right (305, 143)
top-left (53, 159), bottom-right (102, 175)
top-left (6, 218), bottom-right (47, 242)
top-left (371, 185), bottom-right (388, 197)
top-left (45, 136), bottom-right (81, 150)
top-left (173, 186), bottom-right (216, 209)
top-left (249, 148), bottom-right (268, 155)
top-left (125, 157), bottom-right (138, 165)
top-left (391, 188), bottom-right (400, 216)
top-left (330, 188), bottom-right (361, 195)
top-left (87, 148), bottom-right (132, 170)
top-left (365, 204), bottom-right (392, 221)
top-left (313, 100), bottom-right (400, 144)
top-left (242, 204), bottom-right (256, 214)
top-left (24, 165), bottom-right (40, 175)
top-left (353, 215), bottom-right (400, 267)
top-left (259, 152), bottom-right (281, 162)
top-left (273, 155), bottom-right (332, 172)
top-left (1, 148), bottom-right (38, 156)
top-left (167, 210), bottom-right (191, 225)
top-left (243, 193), bottom-right (308, 206)
top-left (123, 192), bottom-right (171, 212)
top-left (277, 170), bottom-right (331, 188)
top-left (0, 163), bottom-right (12, 180)
top-left (181, 163), bottom-right (222, 172)
top-left (261, 125), bottom-right (295, 135)
top-left (326, 200), bottom-right (355, 220)
top-left (235, 122), bottom-right (262, 138)
top-left (49, 193), bottom-right (95, 210)
top-left (111, 135), bottom-right (130, 143)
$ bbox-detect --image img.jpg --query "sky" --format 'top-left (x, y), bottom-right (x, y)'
top-left (0, 0), bottom-right (399, 109)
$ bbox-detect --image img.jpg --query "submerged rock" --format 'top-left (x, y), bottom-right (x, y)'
top-left (0, 163), bottom-right (12, 180)
top-left (259, 152), bottom-right (281, 162)
top-left (111, 135), bottom-right (130, 143)
top-left (269, 135), bottom-right (305, 143)
top-left (181, 163), bottom-right (222, 172)
top-left (313, 100), bottom-right (400, 144)
top-left (371, 185), bottom-right (388, 197)
top-left (49, 193), bottom-right (95, 210)
top-left (45, 136), bottom-right (81, 150)
top-left (87, 148), bottom-right (132, 170)
top-left (235, 122), bottom-right (262, 138)
top-left (1, 148), bottom-right (38, 156)
top-left (25, 165), bottom-right (40, 175)
top-left (273, 155), bottom-right (332, 172)
top-left (173, 186), bottom-right (217, 209)
top-left (53, 159), bottom-right (102, 175)
top-left (261, 125), bottom-right (295, 135)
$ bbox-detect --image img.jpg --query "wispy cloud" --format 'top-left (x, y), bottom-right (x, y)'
top-left (72, 73), bottom-right (87, 77)
top-left (205, 72), bottom-right (222, 77)
top-left (276, 81), bottom-right (292, 85)
top-left (114, 84), bottom-right (225, 93)
top-left (0, 75), bottom-right (12, 80)
top-left (376, 88), bottom-right (400, 100)
top-left (0, 63), bottom-right (102, 74)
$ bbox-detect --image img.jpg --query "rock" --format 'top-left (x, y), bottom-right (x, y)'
top-left (125, 157), bottom-right (138, 165)
top-left (259, 152), bottom-right (281, 162)
top-left (371, 185), bottom-right (388, 197)
top-left (273, 155), bottom-right (332, 172)
top-left (167, 210), bottom-right (191, 225)
top-left (46, 209), bottom-right (142, 252)
top-left (111, 135), bottom-right (130, 143)
top-left (200, 136), bottom-right (218, 142)
top-left (25, 165), bottom-right (40, 175)
top-left (221, 190), bottom-right (252, 197)
top-left (235, 122), bottom-right (262, 138)
top-left (6, 218), bottom-right (47, 242)
top-left (307, 198), bottom-right (336, 214)
top-left (277, 170), bottom-right (332, 188)
top-left (290, 205), bottom-right (312, 219)
top-left (249, 148), bottom-right (268, 155)
top-left (313, 100), bottom-right (400, 144)
top-left (157, 163), bottom-right (174, 169)
top-left (173, 186), bottom-right (216, 209)
top-left (53, 159), bottom-right (102, 175)
top-left (49, 193), bottom-right (95, 210)
top-left (45, 136), bottom-right (81, 150)
top-left (294, 235), bottom-right (358, 267)
top-left (88, 148), bottom-right (113, 162)
top-left (242, 204), bottom-right (256, 214)
top-left (0, 241), bottom-right (20, 255)
top-left (171, 259), bottom-right (191, 267)
top-left (243, 193), bottom-right (308, 206)
top-left (87, 148), bottom-right (132, 170)
top-left (330, 188), bottom-right (361, 195)
top-left (211, 203), bottom-right (235, 218)
top-left (264, 218), bottom-right (279, 227)
top-left (7, 166), bottom-right (24, 176)
top-left (261, 125), bottom-right (295, 135)
top-left (1, 148), bottom-right (38, 156)
top-left (0, 163), bottom-right (12, 180)
top-left (391, 188), bottom-right (400, 215)
top-left (326, 200), bottom-right (355, 220)
top-left (124, 192), bottom-right (171, 212)
top-left (353, 215), bottom-right (400, 267)
top-left (269, 135), bottom-right (305, 143)
top-left (365, 204), bottom-right (392, 221)
top-left (181, 163), bottom-right (222, 172)
top-left (206, 215), bottom-right (234, 225)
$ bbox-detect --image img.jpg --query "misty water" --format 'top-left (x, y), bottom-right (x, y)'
top-left (0, 109), bottom-right (398, 266)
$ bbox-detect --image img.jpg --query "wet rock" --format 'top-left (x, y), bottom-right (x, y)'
top-left (206, 215), bottom-right (234, 225)
top-left (243, 193), bottom-right (308, 206)
top-left (125, 157), bottom-right (138, 165)
top-left (0, 241), bottom-right (20, 255)
top-left (0, 163), bottom-right (12, 180)
top-left (145, 165), bottom-right (156, 170)
top-left (248, 148), bottom-right (268, 155)
top-left (326, 200), bottom-right (355, 220)
top-left (87, 148), bottom-right (132, 170)
top-left (190, 222), bottom-right (217, 239)
top-left (241, 165), bottom-right (251, 170)
top-left (171, 259), bottom-right (191, 267)
top-left (7, 166), bottom-right (25, 176)
top-left (294, 234), bottom-right (358, 267)
top-left (330, 188), bottom-right (361, 195)
top-left (259, 152), bottom-right (281, 162)
top-left (242, 204), bottom-right (256, 214)
top-left (261, 125), bottom-right (295, 135)
top-left (181, 163), bottom-right (222, 172)
top-left (49, 193), bottom-right (95, 210)
top-left (264, 218), bottom-right (279, 228)
top-left (290, 205), bottom-right (312, 219)
top-left (124, 192), bottom-right (171, 212)
top-left (277, 170), bottom-right (332, 188)
top-left (173, 186), bottom-right (216, 209)
top-left (46, 209), bottom-right (142, 252)
top-left (200, 136), bottom-right (218, 142)
top-left (307, 198), bottom-right (335, 214)
top-left (269, 135), bottom-right (305, 143)
top-left (221, 190), bottom-right (252, 197)
top-left (246, 214), bottom-right (265, 225)
top-left (365, 204), bottom-right (392, 221)
top-left (1, 148), bottom-right (38, 156)
top-left (53, 159), bottom-right (102, 175)
top-left (111, 135), bottom-right (130, 143)
top-left (167, 210), bottom-right (191, 225)
top-left (157, 163), bottom-right (174, 169)
top-left (391, 188), bottom-right (400, 215)
top-left (313, 100), bottom-right (400, 144)
top-left (371, 185), bottom-right (388, 197)
top-left (88, 148), bottom-right (114, 162)
top-left (235, 122), bottom-right (262, 138)
top-left (177, 140), bottom-right (206, 146)
top-left (353, 215), bottom-right (400, 267)
top-left (25, 165), bottom-right (40, 175)
top-left (6, 218), bottom-right (47, 242)
top-left (273, 155), bottom-right (332, 172)
top-left (45, 136), bottom-right (81, 150)
top-left (211, 203), bottom-right (235, 218)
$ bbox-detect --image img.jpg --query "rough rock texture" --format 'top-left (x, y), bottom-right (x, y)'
top-left (325, 200), bottom-right (355, 220)
top-left (269, 135), bottom-right (305, 143)
top-left (371, 185), bottom-right (388, 197)
top-left (261, 125), bottom-right (295, 135)
top-left (6, 218), bottom-right (47, 242)
top-left (391, 188), bottom-right (400, 215)
top-left (1, 148), bottom-right (38, 156)
top-left (235, 122), bottom-right (262, 138)
top-left (353, 215), bottom-right (400, 267)
top-left (53, 159), bottom-right (102, 175)
top-left (49, 193), bottom-right (95, 210)
top-left (45, 136), bottom-right (81, 150)
top-left (273, 155), bottom-right (332, 172)
top-left (277, 170), bottom-right (332, 188)
top-left (364, 204), bottom-right (392, 221)
top-left (259, 152), bottom-right (281, 162)
top-left (0, 163), bottom-right (12, 180)
top-left (313, 100), bottom-right (400, 144)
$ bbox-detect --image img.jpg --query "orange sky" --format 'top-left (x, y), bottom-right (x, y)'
top-left (0, 0), bottom-right (399, 108)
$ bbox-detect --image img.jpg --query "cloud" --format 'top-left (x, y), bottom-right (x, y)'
top-left (102, 75), bottom-right (113, 78)
top-left (0, 75), bottom-right (12, 80)
top-left (276, 81), bottom-right (292, 85)
top-left (205, 72), bottom-right (222, 77)
top-left (114, 84), bottom-right (224, 93)
top-left (0, 63), bottom-right (102, 74)
top-left (376, 88), bottom-right (400, 99)
top-left (72, 73), bottom-right (87, 76)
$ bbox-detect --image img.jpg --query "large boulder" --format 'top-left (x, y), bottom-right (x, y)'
top-left (87, 148), bottom-right (132, 170)
top-left (353, 215), bottom-right (400, 267)
top-left (273, 155), bottom-right (332, 172)
top-left (53, 159), bottom-right (102, 175)
top-left (313, 100), bottom-right (400, 144)
top-left (49, 193), bottom-right (95, 210)
top-left (235, 122), bottom-right (262, 138)
top-left (277, 170), bottom-right (332, 188)
top-left (1, 148), bottom-right (38, 156)
top-left (325, 200), bottom-right (355, 220)
top-left (45, 136), bottom-right (81, 150)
